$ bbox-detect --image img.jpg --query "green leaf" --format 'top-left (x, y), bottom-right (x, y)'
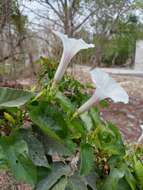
top-left (29, 102), bottom-right (66, 143)
top-left (51, 177), bottom-right (68, 190)
top-left (117, 178), bottom-right (131, 190)
top-left (0, 146), bottom-right (8, 169)
top-left (125, 168), bottom-right (136, 190)
top-left (99, 100), bottom-right (109, 108)
top-left (90, 123), bottom-right (125, 155)
top-left (66, 175), bottom-right (88, 190)
top-left (102, 168), bottom-right (124, 190)
top-left (107, 123), bottom-right (125, 155)
top-left (37, 167), bottom-right (51, 182)
top-left (44, 136), bottom-right (73, 156)
top-left (66, 118), bottom-right (85, 139)
top-left (55, 91), bottom-right (74, 112)
top-left (36, 163), bottom-right (71, 190)
top-left (0, 87), bottom-right (33, 108)
top-left (4, 112), bottom-right (15, 125)
top-left (80, 112), bottom-right (93, 131)
top-left (20, 129), bottom-right (50, 168)
top-left (103, 163), bottom-right (136, 190)
top-left (0, 132), bottom-right (37, 186)
top-left (108, 155), bottom-right (122, 169)
top-left (80, 144), bottom-right (94, 176)
top-left (89, 107), bottom-right (101, 127)
top-left (44, 137), bottom-right (76, 156)
top-left (65, 139), bottom-right (77, 154)
top-left (134, 157), bottom-right (143, 189)
top-left (82, 171), bottom-right (97, 190)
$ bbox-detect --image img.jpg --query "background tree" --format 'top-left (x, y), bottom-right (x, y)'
top-left (28, 0), bottom-right (97, 37)
top-left (88, 0), bottom-right (143, 66)
top-left (1, 0), bottom-right (143, 79)
top-left (0, 0), bottom-right (38, 78)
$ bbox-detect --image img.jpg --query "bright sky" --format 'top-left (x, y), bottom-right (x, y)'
top-left (20, 0), bottom-right (143, 31)
top-left (20, 1), bottom-right (45, 22)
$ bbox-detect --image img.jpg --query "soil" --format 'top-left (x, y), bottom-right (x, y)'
top-left (0, 171), bottom-right (32, 190)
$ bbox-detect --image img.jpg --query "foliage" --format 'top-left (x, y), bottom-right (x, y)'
top-left (0, 87), bottom-right (33, 108)
top-left (93, 14), bottom-right (143, 67)
top-left (0, 59), bottom-right (143, 189)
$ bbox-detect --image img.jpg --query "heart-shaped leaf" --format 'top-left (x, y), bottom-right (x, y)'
top-left (36, 163), bottom-right (71, 190)
top-left (29, 101), bottom-right (69, 142)
top-left (0, 87), bottom-right (33, 108)
top-left (80, 144), bottom-right (94, 176)
top-left (51, 177), bottom-right (68, 190)
top-left (66, 174), bottom-right (88, 190)
top-left (134, 156), bottom-right (143, 189)
top-left (21, 129), bottom-right (50, 168)
top-left (0, 132), bottom-right (37, 186)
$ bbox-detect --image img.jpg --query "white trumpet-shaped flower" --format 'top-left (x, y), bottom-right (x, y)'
top-left (53, 31), bottom-right (95, 82)
top-left (77, 68), bottom-right (129, 115)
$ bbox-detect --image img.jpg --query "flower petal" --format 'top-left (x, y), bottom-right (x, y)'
top-left (53, 31), bottom-right (94, 56)
top-left (53, 31), bottom-right (95, 82)
top-left (90, 68), bottom-right (129, 104)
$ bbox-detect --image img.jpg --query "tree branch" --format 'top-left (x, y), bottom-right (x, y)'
top-left (73, 11), bottom-right (95, 33)
top-left (45, 0), bottom-right (64, 21)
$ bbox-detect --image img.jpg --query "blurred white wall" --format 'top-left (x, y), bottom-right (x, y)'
top-left (135, 40), bottom-right (143, 70)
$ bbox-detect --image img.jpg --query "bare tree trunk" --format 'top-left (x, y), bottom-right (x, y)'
top-left (8, 22), bottom-right (17, 79)
top-left (28, 52), bottom-right (36, 76)
top-left (18, 33), bottom-right (26, 73)
top-left (90, 43), bottom-right (102, 68)
top-left (0, 0), bottom-right (12, 33)
top-left (112, 52), bottom-right (118, 67)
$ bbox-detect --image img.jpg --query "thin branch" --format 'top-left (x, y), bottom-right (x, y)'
top-left (45, 0), bottom-right (64, 21)
top-left (22, 4), bottom-right (63, 27)
top-left (73, 11), bottom-right (95, 33)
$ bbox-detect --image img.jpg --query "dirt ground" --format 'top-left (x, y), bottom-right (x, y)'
top-left (0, 171), bottom-right (32, 190)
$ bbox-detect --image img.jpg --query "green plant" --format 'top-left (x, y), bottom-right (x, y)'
top-left (0, 68), bottom-right (142, 190)
top-left (0, 32), bottom-right (143, 190)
